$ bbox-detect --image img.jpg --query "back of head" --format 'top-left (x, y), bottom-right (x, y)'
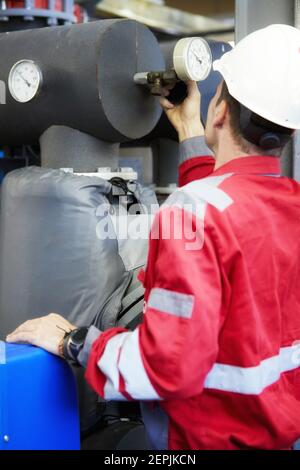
top-left (217, 82), bottom-right (294, 155)
top-left (213, 24), bottom-right (300, 154)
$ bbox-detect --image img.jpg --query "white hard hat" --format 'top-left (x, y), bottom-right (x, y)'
top-left (213, 24), bottom-right (300, 130)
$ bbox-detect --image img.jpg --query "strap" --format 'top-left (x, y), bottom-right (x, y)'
top-left (117, 283), bottom-right (145, 329)
top-left (121, 284), bottom-right (145, 312)
top-left (118, 298), bottom-right (144, 329)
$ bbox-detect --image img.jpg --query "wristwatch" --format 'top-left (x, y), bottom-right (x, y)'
top-left (61, 327), bottom-right (89, 362)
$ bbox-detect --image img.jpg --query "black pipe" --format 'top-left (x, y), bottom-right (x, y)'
top-left (0, 19), bottom-right (165, 145)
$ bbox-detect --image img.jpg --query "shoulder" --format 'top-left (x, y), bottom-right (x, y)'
top-left (163, 173), bottom-right (235, 223)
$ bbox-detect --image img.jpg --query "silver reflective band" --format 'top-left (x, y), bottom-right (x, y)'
top-left (204, 345), bottom-right (300, 395)
top-left (97, 332), bottom-right (130, 401)
top-left (183, 175), bottom-right (234, 213)
top-left (119, 328), bottom-right (161, 400)
top-left (165, 173), bottom-right (233, 221)
top-left (148, 288), bottom-right (194, 319)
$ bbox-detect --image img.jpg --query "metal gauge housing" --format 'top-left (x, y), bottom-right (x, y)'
top-left (8, 60), bottom-right (43, 103)
top-left (173, 37), bottom-right (212, 82)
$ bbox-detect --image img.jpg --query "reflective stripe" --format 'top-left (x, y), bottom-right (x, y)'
top-left (98, 329), bottom-right (160, 401)
top-left (164, 190), bottom-right (206, 221)
top-left (119, 328), bottom-right (161, 400)
top-left (148, 288), bottom-right (194, 319)
top-left (205, 345), bottom-right (300, 395)
top-left (165, 173), bottom-right (233, 221)
top-left (104, 378), bottom-right (127, 401)
top-left (97, 332), bottom-right (130, 401)
top-left (184, 175), bottom-right (233, 212)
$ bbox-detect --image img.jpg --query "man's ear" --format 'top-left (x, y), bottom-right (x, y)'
top-left (213, 99), bottom-right (228, 129)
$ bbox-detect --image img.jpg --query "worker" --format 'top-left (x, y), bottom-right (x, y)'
top-left (6, 24), bottom-right (300, 450)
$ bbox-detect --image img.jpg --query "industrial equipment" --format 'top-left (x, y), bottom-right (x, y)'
top-left (0, 15), bottom-right (231, 451)
top-left (0, 18), bottom-right (163, 448)
top-left (0, 0), bottom-right (77, 32)
top-left (0, 0), bottom-right (298, 452)
top-left (0, 20), bottom-right (164, 145)
top-left (133, 37), bottom-right (212, 96)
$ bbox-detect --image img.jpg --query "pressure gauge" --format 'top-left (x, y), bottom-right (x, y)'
top-left (8, 60), bottom-right (43, 103)
top-left (173, 38), bottom-right (212, 82)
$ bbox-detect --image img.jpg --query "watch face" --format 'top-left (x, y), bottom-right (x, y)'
top-left (71, 327), bottom-right (89, 345)
top-left (65, 327), bottom-right (89, 362)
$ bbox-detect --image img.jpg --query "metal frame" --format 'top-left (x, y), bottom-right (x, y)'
top-left (235, 0), bottom-right (296, 178)
top-left (0, 0), bottom-right (76, 26)
top-left (235, 0), bottom-right (295, 42)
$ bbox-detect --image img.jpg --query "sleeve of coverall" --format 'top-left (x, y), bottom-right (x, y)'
top-left (85, 203), bottom-right (224, 401)
top-left (178, 136), bottom-right (215, 187)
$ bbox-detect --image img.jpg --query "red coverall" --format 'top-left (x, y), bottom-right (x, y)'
top-left (82, 145), bottom-right (300, 450)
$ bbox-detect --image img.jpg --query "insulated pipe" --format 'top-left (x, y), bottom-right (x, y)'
top-left (0, 19), bottom-right (165, 145)
top-left (40, 126), bottom-right (120, 171)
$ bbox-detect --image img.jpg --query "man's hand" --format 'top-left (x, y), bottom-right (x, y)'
top-left (159, 81), bottom-right (204, 142)
top-left (6, 314), bottom-right (77, 356)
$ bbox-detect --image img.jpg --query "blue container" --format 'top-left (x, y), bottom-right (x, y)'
top-left (0, 343), bottom-right (80, 450)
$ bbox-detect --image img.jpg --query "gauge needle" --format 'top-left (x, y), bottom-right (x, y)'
top-left (191, 50), bottom-right (203, 64)
top-left (16, 70), bottom-right (31, 88)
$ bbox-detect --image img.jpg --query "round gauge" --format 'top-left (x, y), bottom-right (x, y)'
top-left (173, 37), bottom-right (212, 82)
top-left (8, 60), bottom-right (42, 103)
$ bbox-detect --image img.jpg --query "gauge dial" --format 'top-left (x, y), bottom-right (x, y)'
top-left (8, 60), bottom-right (42, 103)
top-left (173, 37), bottom-right (212, 82)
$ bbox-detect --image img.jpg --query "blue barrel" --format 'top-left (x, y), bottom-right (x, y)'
top-left (0, 343), bottom-right (80, 450)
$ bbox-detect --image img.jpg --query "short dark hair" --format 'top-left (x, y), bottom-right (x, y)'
top-left (217, 81), bottom-right (293, 152)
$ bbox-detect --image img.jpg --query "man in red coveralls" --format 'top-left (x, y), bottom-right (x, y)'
top-left (7, 24), bottom-right (300, 449)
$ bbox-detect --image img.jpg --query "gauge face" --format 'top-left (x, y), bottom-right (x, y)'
top-left (173, 38), bottom-right (212, 82)
top-left (8, 60), bottom-right (42, 103)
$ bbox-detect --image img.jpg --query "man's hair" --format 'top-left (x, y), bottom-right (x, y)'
top-left (216, 81), bottom-right (293, 154)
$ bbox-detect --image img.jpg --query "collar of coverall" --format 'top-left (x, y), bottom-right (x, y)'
top-left (212, 156), bottom-right (281, 177)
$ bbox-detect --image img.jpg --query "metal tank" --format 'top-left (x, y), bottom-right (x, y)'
top-left (0, 19), bottom-right (165, 146)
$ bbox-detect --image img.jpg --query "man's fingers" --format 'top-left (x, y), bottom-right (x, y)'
top-left (5, 313), bottom-right (77, 356)
top-left (6, 314), bottom-right (75, 345)
top-left (6, 331), bottom-right (34, 344)
top-left (159, 96), bottom-right (175, 111)
top-left (161, 88), bottom-right (170, 98)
